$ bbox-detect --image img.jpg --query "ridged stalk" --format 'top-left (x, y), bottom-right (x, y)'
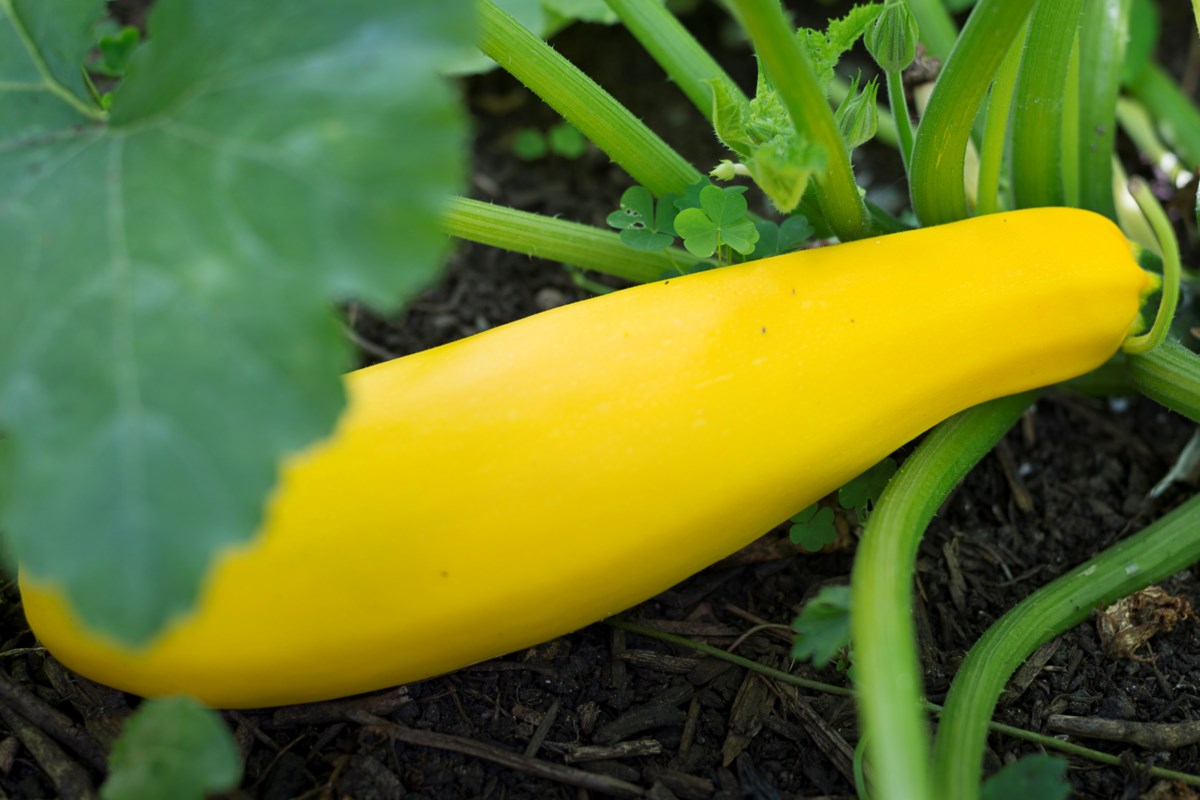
top-left (851, 394), bottom-right (1035, 800)
top-left (909, 0), bottom-right (1038, 224)
top-left (603, 0), bottom-right (748, 121)
top-left (932, 493), bottom-right (1200, 799)
top-left (477, 0), bottom-right (701, 198)
top-left (440, 198), bottom-right (711, 284)
top-left (1076, 0), bottom-right (1132, 219)
top-left (724, 0), bottom-right (871, 241)
top-left (1127, 339), bottom-right (1200, 423)
top-left (1010, 0), bottom-right (1085, 209)
top-left (975, 25), bottom-right (1025, 216)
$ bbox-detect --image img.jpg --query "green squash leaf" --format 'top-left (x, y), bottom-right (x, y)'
top-left (791, 585), bottom-right (851, 668)
top-left (102, 697), bottom-right (241, 800)
top-left (0, 0), bottom-right (471, 643)
top-left (981, 755), bottom-right (1070, 800)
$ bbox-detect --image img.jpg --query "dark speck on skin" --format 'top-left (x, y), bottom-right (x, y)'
top-left (441, 571), bottom-right (449, 578)
top-left (761, 326), bottom-right (767, 334)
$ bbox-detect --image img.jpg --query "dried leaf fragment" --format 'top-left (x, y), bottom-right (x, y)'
top-left (1096, 585), bottom-right (1194, 661)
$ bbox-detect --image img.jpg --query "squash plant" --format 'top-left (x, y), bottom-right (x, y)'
top-left (2, 0), bottom-right (1199, 797)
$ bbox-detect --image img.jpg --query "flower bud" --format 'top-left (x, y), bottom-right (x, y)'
top-left (866, 1), bottom-right (919, 73)
top-left (835, 78), bottom-right (879, 150)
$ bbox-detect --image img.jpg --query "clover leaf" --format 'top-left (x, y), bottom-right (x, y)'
top-left (673, 185), bottom-right (759, 258)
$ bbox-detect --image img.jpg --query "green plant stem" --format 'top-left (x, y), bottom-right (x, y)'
top-left (476, 0), bottom-right (701, 198)
top-left (903, 0), bottom-right (958, 60)
top-left (1116, 97), bottom-right (1192, 189)
top-left (851, 393), bottom-right (1035, 800)
top-left (1123, 178), bottom-right (1181, 354)
top-left (931, 492), bottom-right (1200, 799)
top-left (1010, 0), bottom-right (1085, 209)
top-left (884, 70), bottom-right (914, 172)
top-left (1060, 34), bottom-right (1081, 208)
top-left (724, 0), bottom-right (871, 241)
top-left (909, 0), bottom-right (1037, 224)
top-left (603, 0), bottom-right (748, 121)
top-left (608, 619), bottom-right (854, 697)
top-left (975, 25), bottom-right (1025, 216)
top-left (440, 197), bottom-right (711, 283)
top-left (1076, 0), bottom-right (1132, 220)
top-left (1127, 339), bottom-right (1200, 423)
top-left (1126, 63), bottom-right (1200, 169)
top-left (608, 618), bottom-right (1200, 787)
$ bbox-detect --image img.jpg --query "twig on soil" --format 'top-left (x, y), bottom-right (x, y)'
top-left (0, 702), bottom-right (96, 799)
top-left (1047, 714), bottom-right (1200, 750)
top-left (345, 710), bottom-right (647, 798)
top-left (0, 666), bottom-right (108, 772)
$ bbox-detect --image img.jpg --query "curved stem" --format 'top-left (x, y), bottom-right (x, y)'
top-left (931, 492), bottom-right (1200, 799)
top-left (1122, 179), bottom-right (1180, 355)
top-left (440, 197), bottom-right (712, 283)
top-left (1010, 0), bottom-right (1085, 209)
top-left (975, 25), bottom-right (1026, 216)
top-left (885, 70), bottom-right (914, 172)
top-left (909, 0), bottom-right (1038, 224)
top-left (1076, 0), bottom-right (1132, 219)
top-left (851, 393), bottom-right (1035, 800)
top-left (1126, 64), bottom-right (1200, 170)
top-left (1126, 339), bottom-right (1200, 423)
top-left (602, 0), bottom-right (748, 122)
top-left (476, 0), bottom-right (701, 198)
top-left (724, 0), bottom-right (872, 241)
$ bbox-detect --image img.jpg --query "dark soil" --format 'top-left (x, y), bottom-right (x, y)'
top-left (3, 4), bottom-right (1200, 800)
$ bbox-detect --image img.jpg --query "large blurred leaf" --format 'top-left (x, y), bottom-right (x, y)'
top-left (102, 697), bottom-right (240, 800)
top-left (0, 0), bottom-right (471, 642)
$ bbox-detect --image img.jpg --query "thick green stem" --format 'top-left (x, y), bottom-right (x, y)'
top-left (975, 26), bottom-right (1025, 216)
top-left (1127, 339), bottom-right (1200, 423)
top-left (603, 0), bottom-right (748, 121)
top-left (440, 197), bottom-right (711, 284)
top-left (903, 0), bottom-right (958, 60)
top-left (932, 493), bottom-right (1200, 799)
top-left (1060, 34), bottom-right (1081, 208)
top-left (1126, 63), bottom-right (1200, 170)
top-left (1010, 0), bottom-right (1085, 209)
top-left (1076, 0), bottom-right (1131, 219)
top-left (476, 0), bottom-right (701, 198)
top-left (909, 0), bottom-right (1038, 224)
top-left (851, 394), bottom-right (1035, 800)
top-left (724, 0), bottom-right (871, 241)
top-left (885, 70), bottom-right (914, 172)
top-left (1116, 96), bottom-right (1193, 188)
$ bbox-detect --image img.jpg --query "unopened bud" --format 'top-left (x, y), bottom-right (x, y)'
top-left (835, 78), bottom-right (879, 150)
top-left (866, 1), bottom-right (919, 73)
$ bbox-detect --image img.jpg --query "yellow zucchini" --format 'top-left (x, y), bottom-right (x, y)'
top-left (20, 208), bottom-right (1145, 708)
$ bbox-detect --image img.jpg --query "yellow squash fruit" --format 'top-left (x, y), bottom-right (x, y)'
top-left (20, 208), bottom-right (1146, 708)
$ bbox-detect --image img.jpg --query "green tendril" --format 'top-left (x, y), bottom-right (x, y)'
top-left (1122, 178), bottom-right (1181, 354)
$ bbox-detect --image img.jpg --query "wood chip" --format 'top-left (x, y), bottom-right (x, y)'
top-left (564, 739), bottom-right (663, 763)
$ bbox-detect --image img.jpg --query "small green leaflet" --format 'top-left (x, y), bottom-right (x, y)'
top-left (102, 697), bottom-right (241, 800)
top-left (789, 504), bottom-right (836, 552)
top-left (839, 457), bottom-right (897, 521)
top-left (607, 185), bottom-right (678, 251)
top-left (0, 0), bottom-right (472, 643)
top-left (673, 185), bottom-right (759, 257)
top-left (515, 121), bottom-right (586, 161)
top-left (91, 21), bottom-right (139, 78)
top-left (981, 755), bottom-right (1070, 800)
top-left (791, 585), bottom-right (851, 668)
top-left (751, 215), bottom-right (814, 259)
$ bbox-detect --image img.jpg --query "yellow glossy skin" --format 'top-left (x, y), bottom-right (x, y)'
top-left (21, 208), bottom-right (1146, 708)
